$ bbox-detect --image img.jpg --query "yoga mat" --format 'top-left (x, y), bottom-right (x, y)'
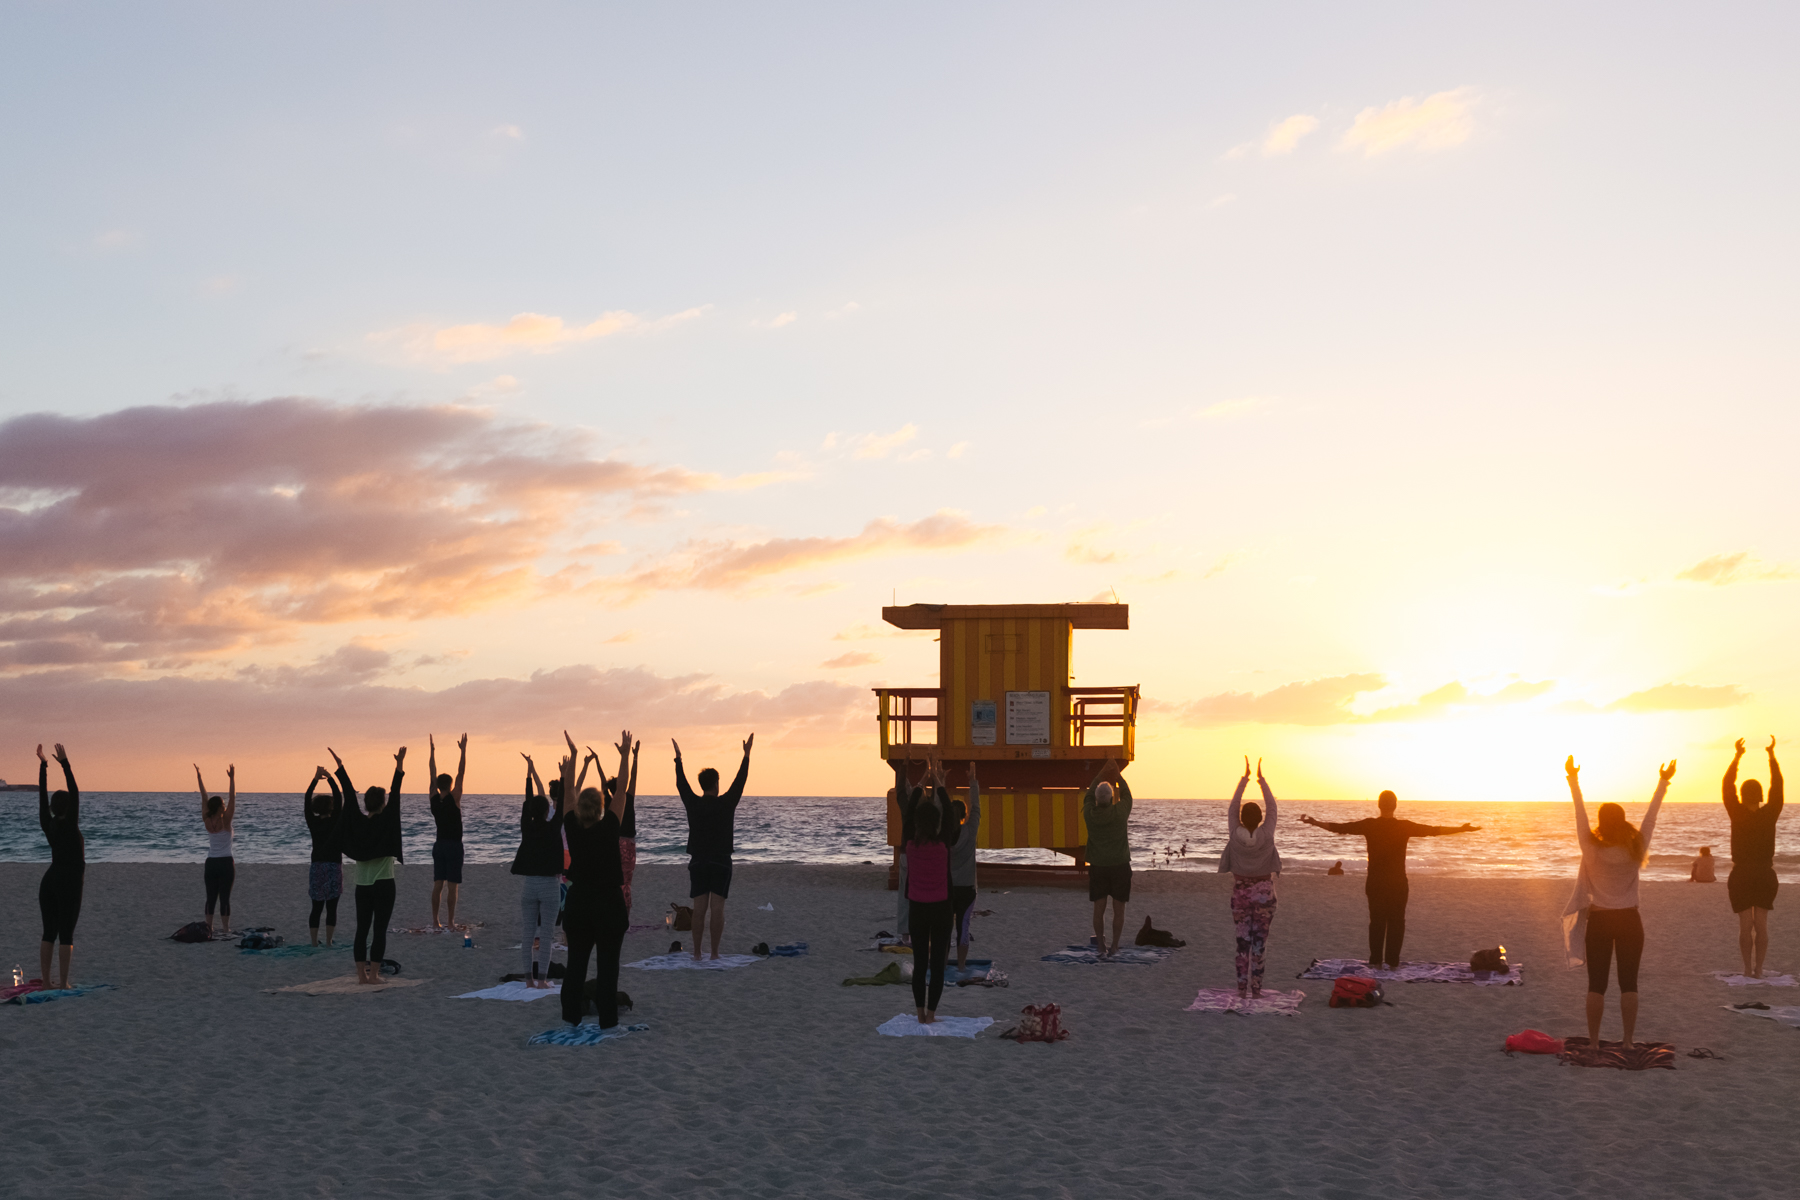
top-left (1723, 1003), bottom-right (1800, 1028)
top-left (1557, 1037), bottom-right (1677, 1070)
top-left (456, 981), bottom-right (562, 1001)
top-left (624, 953), bottom-right (761, 971)
top-left (877, 1015), bottom-right (995, 1038)
top-left (1185, 988), bottom-right (1305, 1016)
top-left (944, 960), bottom-right (995, 985)
top-left (4, 983), bottom-right (116, 1006)
top-left (1041, 944), bottom-right (1172, 966)
top-left (391, 922), bottom-right (484, 935)
top-left (843, 962), bottom-right (907, 987)
top-left (1299, 958), bottom-right (1524, 986)
top-left (528, 1023), bottom-right (649, 1046)
top-left (270, 975), bottom-right (426, 995)
top-left (1710, 971), bottom-right (1797, 987)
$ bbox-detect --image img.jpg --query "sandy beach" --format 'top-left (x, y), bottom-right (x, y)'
top-left (3, 861), bottom-right (1795, 1198)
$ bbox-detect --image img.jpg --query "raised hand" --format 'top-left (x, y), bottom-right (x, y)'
top-left (53, 743), bottom-right (67, 764)
top-left (632, 740), bottom-right (641, 760)
top-left (1242, 755), bottom-right (1251, 779)
top-left (36, 744), bottom-right (46, 763)
top-left (1256, 757), bottom-right (1264, 781)
top-left (227, 764), bottom-right (235, 783)
top-left (1770, 736), bottom-right (1779, 756)
top-left (967, 759), bottom-right (979, 785)
top-left (616, 729), bottom-right (632, 757)
top-left (328, 747), bottom-right (344, 766)
top-left (1461, 823), bottom-right (1481, 831)
top-left (430, 733), bottom-right (436, 753)
top-left (1735, 738), bottom-right (1746, 757)
top-left (1659, 759), bottom-right (1678, 783)
top-left (395, 746), bottom-right (407, 764)
top-left (458, 733), bottom-right (468, 752)
top-left (1565, 755), bottom-right (1580, 780)
top-left (743, 732), bottom-right (755, 754)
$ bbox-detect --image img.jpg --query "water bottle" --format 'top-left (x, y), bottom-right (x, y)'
top-left (10, 965), bottom-right (20, 988)
top-left (463, 934), bottom-right (473, 948)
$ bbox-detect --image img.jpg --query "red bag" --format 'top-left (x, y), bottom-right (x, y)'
top-left (1011, 1002), bottom-right (1070, 1042)
top-left (1504, 1029), bottom-right (1565, 1055)
top-left (1328, 976), bottom-right (1384, 1008)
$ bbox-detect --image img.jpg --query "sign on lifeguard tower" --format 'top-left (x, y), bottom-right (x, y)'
top-left (876, 602), bottom-right (1138, 887)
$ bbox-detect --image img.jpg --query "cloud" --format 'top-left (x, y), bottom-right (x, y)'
top-left (1261, 114), bottom-right (1319, 156)
top-left (1339, 88), bottom-right (1477, 157)
top-left (1361, 679), bottom-right (1556, 722)
top-left (1675, 552), bottom-right (1797, 586)
top-left (754, 312), bottom-right (798, 329)
top-left (947, 442), bottom-right (970, 459)
top-left (493, 124), bottom-right (524, 140)
top-left (0, 398), bottom-right (740, 667)
top-left (371, 306), bottom-right (710, 365)
top-left (1591, 683), bottom-right (1749, 713)
top-left (595, 511), bottom-right (1005, 604)
top-left (1175, 674), bottom-right (1388, 727)
top-left (1065, 526), bottom-right (1124, 565)
top-left (1138, 398), bottom-right (1264, 429)
top-left (821, 651), bottom-right (880, 669)
top-left (823, 425), bottom-right (920, 460)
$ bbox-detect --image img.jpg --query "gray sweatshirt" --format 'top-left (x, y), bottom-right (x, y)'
top-left (1218, 775), bottom-right (1282, 876)
top-left (949, 778), bottom-right (981, 887)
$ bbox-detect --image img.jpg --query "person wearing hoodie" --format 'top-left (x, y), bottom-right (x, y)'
top-left (1218, 757), bottom-right (1281, 998)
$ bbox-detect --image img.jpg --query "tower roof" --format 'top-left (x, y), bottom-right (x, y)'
top-left (881, 603), bottom-right (1128, 630)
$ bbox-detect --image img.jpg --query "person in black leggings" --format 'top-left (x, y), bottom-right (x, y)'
top-left (902, 757), bottom-right (958, 1024)
top-left (332, 746), bottom-right (406, 985)
top-left (303, 766), bottom-right (344, 946)
top-left (195, 763), bottom-right (237, 937)
top-left (562, 732), bottom-right (632, 1030)
top-left (36, 743), bottom-right (84, 991)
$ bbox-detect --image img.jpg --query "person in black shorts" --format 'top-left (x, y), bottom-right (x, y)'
top-left (674, 733), bottom-right (753, 962)
top-left (35, 743), bottom-right (84, 991)
top-left (429, 733), bottom-right (468, 930)
top-left (1723, 737), bottom-right (1784, 978)
top-left (1082, 759), bottom-right (1132, 956)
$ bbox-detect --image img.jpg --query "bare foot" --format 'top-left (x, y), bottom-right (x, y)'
top-left (922, 1011), bottom-right (937, 1024)
top-left (709, 953), bottom-right (721, 962)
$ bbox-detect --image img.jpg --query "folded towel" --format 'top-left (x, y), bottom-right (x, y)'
top-left (528, 1022), bottom-right (649, 1046)
top-left (877, 1014), bottom-right (994, 1038)
top-left (1184, 988), bottom-right (1305, 1016)
top-left (842, 962), bottom-right (907, 987)
top-left (4, 983), bottom-right (115, 1006)
top-left (768, 942), bottom-right (808, 957)
top-left (456, 981), bottom-right (562, 1001)
top-left (1710, 971), bottom-right (1798, 987)
top-left (623, 953), bottom-right (761, 971)
top-left (1041, 944), bottom-right (1171, 966)
top-left (1723, 1003), bottom-right (1800, 1027)
top-left (1299, 958), bottom-right (1524, 987)
top-left (269, 975), bottom-right (426, 996)
top-left (1557, 1037), bottom-right (1677, 1070)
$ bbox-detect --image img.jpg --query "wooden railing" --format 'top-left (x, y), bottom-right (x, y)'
top-left (875, 685), bottom-right (1138, 756)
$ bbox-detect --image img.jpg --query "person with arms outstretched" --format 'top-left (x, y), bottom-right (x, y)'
top-left (35, 744), bottom-right (83, 991)
top-left (1722, 738), bottom-right (1784, 977)
top-left (674, 733), bottom-right (753, 961)
top-left (1083, 758), bottom-right (1133, 957)
top-left (303, 766), bottom-right (343, 946)
top-left (429, 734), bottom-right (468, 930)
top-left (332, 746), bottom-right (406, 985)
top-left (1563, 754), bottom-right (1672, 1050)
top-left (195, 762), bottom-right (237, 937)
top-left (1301, 793), bottom-right (1479, 969)
top-left (1218, 757), bottom-right (1282, 998)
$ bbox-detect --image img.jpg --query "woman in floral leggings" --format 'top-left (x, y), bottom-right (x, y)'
top-left (1218, 757), bottom-right (1283, 997)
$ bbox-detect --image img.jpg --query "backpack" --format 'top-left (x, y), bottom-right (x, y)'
top-left (669, 902), bottom-right (693, 932)
top-left (1470, 947), bottom-right (1509, 975)
top-left (170, 922), bottom-right (213, 943)
top-left (1328, 976), bottom-right (1384, 1008)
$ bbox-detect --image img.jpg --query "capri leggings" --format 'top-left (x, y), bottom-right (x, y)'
top-left (204, 856), bottom-right (236, 918)
top-left (353, 879), bottom-right (397, 964)
top-left (39, 868), bottom-right (84, 945)
top-left (520, 875), bottom-right (562, 977)
top-left (1585, 906), bottom-right (1644, 994)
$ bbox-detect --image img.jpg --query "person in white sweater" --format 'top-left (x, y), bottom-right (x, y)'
top-left (1562, 754), bottom-right (1674, 1049)
top-left (1218, 757), bottom-right (1282, 997)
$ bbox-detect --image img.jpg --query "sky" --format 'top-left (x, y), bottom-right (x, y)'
top-left (1, 2), bottom-right (1795, 801)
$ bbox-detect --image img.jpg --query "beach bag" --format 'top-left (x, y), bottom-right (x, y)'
top-left (1135, 916), bottom-right (1186, 948)
top-left (1470, 947), bottom-right (1509, 975)
top-left (170, 922), bottom-right (213, 943)
top-left (1504, 1029), bottom-right (1564, 1055)
top-left (1329, 976), bottom-right (1384, 1008)
top-left (669, 902), bottom-right (693, 932)
top-left (1010, 1002), bottom-right (1070, 1043)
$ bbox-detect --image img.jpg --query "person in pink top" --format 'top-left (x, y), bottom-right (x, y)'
top-left (904, 758), bottom-right (958, 1024)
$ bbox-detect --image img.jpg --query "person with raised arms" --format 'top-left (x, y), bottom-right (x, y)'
top-left (428, 733), bottom-right (469, 931)
top-left (1722, 737), bottom-right (1784, 978)
top-left (674, 732), bottom-right (753, 962)
top-left (1082, 758), bottom-right (1132, 957)
top-left (1301, 793), bottom-right (1480, 970)
top-left (1563, 754), bottom-right (1672, 1050)
top-left (35, 744), bottom-right (84, 991)
top-left (195, 762), bottom-right (237, 938)
top-left (303, 765), bottom-right (344, 946)
top-left (902, 756), bottom-right (958, 1024)
top-left (609, 738), bottom-right (643, 914)
top-left (331, 746), bottom-right (406, 986)
top-left (1218, 757), bottom-right (1282, 998)
top-left (513, 748), bottom-right (567, 990)
top-left (948, 760), bottom-right (982, 970)
top-left (560, 733), bottom-right (633, 1031)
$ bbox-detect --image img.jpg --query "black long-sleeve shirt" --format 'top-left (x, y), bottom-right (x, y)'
top-left (1314, 815), bottom-right (1466, 885)
top-left (677, 752), bottom-right (750, 863)
top-left (891, 759), bottom-right (957, 848)
top-left (1724, 757), bottom-right (1785, 870)
top-left (304, 775), bottom-right (343, 865)
top-left (39, 758), bottom-right (84, 874)
top-left (333, 760), bottom-right (405, 863)
top-left (511, 769), bottom-right (565, 876)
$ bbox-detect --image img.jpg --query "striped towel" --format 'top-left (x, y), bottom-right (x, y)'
top-left (528, 1023), bottom-right (649, 1046)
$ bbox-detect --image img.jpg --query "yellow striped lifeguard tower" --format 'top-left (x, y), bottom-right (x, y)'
top-left (877, 602), bottom-right (1138, 888)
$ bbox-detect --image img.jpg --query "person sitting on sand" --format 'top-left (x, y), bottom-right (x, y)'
top-left (1689, 847), bottom-right (1716, 883)
top-left (674, 732), bottom-right (754, 962)
top-left (428, 733), bottom-right (468, 930)
top-left (332, 746), bottom-right (406, 986)
top-left (1722, 737), bottom-right (1784, 978)
top-left (1327, 860), bottom-right (1344, 876)
top-left (1219, 757), bottom-right (1282, 999)
top-left (949, 760), bottom-right (982, 971)
top-left (560, 733), bottom-right (634, 1031)
top-left (1563, 754), bottom-right (1672, 1050)
top-left (513, 748), bottom-right (567, 990)
top-left (303, 766), bottom-right (344, 946)
top-left (903, 765), bottom-right (959, 1025)
top-left (1300, 794), bottom-right (1479, 970)
top-left (35, 744), bottom-right (83, 992)
top-left (195, 762), bottom-right (237, 938)
top-left (1083, 758), bottom-right (1133, 957)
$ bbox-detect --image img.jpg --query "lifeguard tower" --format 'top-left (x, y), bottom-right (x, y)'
top-left (876, 603), bottom-right (1138, 888)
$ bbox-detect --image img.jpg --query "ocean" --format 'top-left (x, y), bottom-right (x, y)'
top-left (2, 793), bottom-right (1792, 882)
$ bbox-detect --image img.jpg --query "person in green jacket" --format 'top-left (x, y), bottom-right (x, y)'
top-left (1083, 758), bottom-right (1133, 956)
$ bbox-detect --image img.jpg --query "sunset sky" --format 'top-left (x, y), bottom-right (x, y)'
top-left (2, 3), bottom-right (1794, 801)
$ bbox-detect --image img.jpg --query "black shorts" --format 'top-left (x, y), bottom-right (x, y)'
top-left (689, 859), bottom-right (733, 899)
top-left (1089, 863), bottom-right (1132, 903)
top-left (1728, 866), bottom-right (1779, 913)
top-left (432, 840), bottom-right (465, 884)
